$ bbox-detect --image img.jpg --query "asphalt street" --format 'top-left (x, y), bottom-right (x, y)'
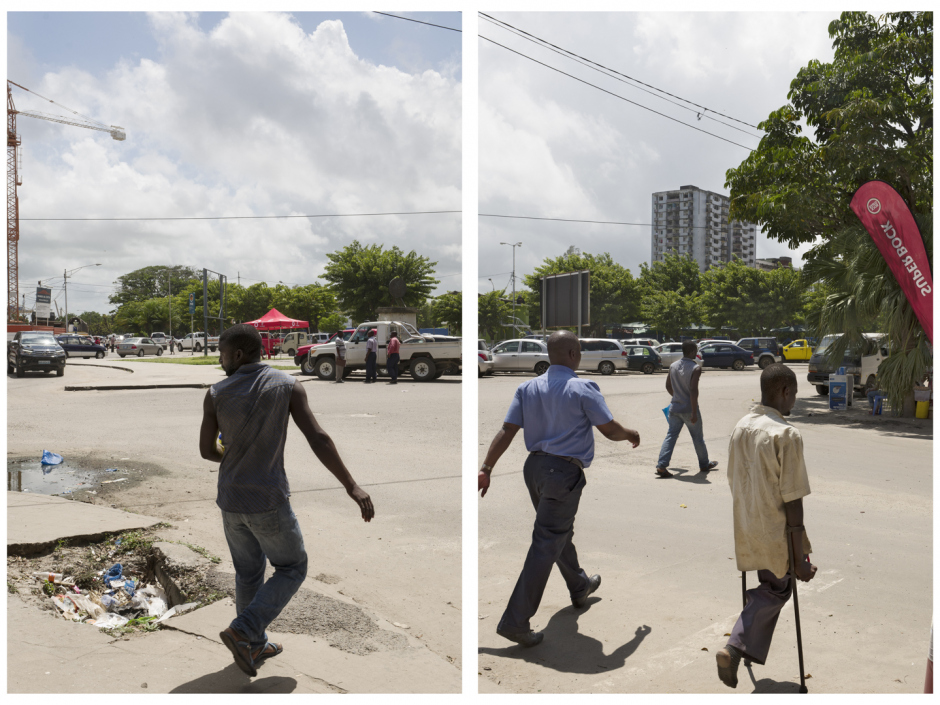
top-left (477, 363), bottom-right (932, 694)
top-left (7, 357), bottom-right (462, 691)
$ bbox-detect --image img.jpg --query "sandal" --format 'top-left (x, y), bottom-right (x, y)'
top-left (220, 627), bottom-right (257, 677)
top-left (253, 641), bottom-right (283, 663)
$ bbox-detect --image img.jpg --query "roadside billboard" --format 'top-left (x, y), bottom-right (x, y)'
top-left (35, 287), bottom-right (51, 320)
top-left (541, 270), bottom-right (590, 332)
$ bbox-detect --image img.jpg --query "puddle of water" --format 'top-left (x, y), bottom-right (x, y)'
top-left (6, 459), bottom-right (129, 496)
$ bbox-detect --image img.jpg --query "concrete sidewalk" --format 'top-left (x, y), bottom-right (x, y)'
top-left (8, 492), bottom-right (165, 555)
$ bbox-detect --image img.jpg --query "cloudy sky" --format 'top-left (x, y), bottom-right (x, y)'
top-left (478, 11), bottom-right (843, 294)
top-left (8, 11), bottom-right (461, 316)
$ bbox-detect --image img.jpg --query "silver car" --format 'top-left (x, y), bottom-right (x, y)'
top-left (654, 343), bottom-right (704, 368)
top-left (490, 339), bottom-right (550, 375)
top-left (118, 337), bottom-right (164, 357)
top-left (577, 338), bottom-right (628, 375)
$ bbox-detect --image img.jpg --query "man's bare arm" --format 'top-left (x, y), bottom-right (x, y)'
top-left (784, 498), bottom-right (816, 582)
top-left (289, 383), bottom-right (374, 521)
top-left (199, 391), bottom-right (223, 463)
top-left (479, 422), bottom-right (521, 497)
top-left (665, 372), bottom-right (674, 396)
top-left (595, 419), bottom-right (640, 447)
top-left (689, 366), bottom-right (702, 423)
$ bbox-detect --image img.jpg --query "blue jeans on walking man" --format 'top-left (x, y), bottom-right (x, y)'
top-left (657, 409), bottom-right (711, 471)
top-left (222, 500), bottom-right (308, 649)
top-left (499, 453), bottom-right (591, 632)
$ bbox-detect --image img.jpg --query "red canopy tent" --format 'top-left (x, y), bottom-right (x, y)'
top-left (243, 309), bottom-right (309, 358)
top-left (244, 308), bottom-right (309, 330)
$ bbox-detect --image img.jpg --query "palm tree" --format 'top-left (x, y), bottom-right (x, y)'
top-left (803, 216), bottom-right (932, 416)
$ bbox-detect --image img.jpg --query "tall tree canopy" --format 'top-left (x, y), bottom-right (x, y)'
top-left (109, 265), bottom-right (200, 307)
top-left (522, 252), bottom-right (638, 336)
top-left (725, 12), bottom-right (932, 253)
top-left (700, 261), bottom-right (806, 336)
top-left (321, 241), bottom-right (439, 324)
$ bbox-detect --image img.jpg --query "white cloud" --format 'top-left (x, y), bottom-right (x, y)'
top-left (13, 12), bottom-right (461, 313)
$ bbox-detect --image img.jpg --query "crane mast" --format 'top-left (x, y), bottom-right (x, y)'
top-left (6, 81), bottom-right (125, 323)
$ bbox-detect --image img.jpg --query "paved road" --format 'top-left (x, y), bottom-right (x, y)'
top-left (478, 365), bottom-right (932, 694)
top-left (7, 359), bottom-right (462, 691)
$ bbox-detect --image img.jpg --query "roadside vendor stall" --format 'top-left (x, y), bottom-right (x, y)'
top-left (243, 308), bottom-right (309, 359)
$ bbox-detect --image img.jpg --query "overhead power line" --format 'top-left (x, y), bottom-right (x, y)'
top-left (373, 12), bottom-right (461, 33)
top-left (20, 210), bottom-right (461, 222)
top-left (479, 35), bottom-right (756, 152)
top-left (479, 13), bottom-right (762, 138)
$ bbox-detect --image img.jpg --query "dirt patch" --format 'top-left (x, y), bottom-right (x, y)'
top-left (314, 572), bottom-right (341, 584)
top-left (205, 571), bottom-right (409, 656)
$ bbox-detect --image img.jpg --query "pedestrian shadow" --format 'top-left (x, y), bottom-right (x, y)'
top-left (478, 601), bottom-right (651, 675)
top-left (658, 468), bottom-right (712, 484)
top-left (743, 662), bottom-right (803, 693)
top-left (170, 663), bottom-right (297, 693)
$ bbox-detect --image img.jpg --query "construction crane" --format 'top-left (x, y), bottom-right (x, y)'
top-left (7, 80), bottom-right (125, 323)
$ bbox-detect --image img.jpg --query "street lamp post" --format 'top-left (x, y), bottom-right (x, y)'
top-left (499, 242), bottom-right (522, 335)
top-left (63, 263), bottom-right (101, 332)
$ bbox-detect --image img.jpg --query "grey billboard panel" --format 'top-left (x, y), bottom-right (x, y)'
top-left (541, 270), bottom-right (590, 329)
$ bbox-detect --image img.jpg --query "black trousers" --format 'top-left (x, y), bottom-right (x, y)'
top-left (365, 352), bottom-right (377, 381)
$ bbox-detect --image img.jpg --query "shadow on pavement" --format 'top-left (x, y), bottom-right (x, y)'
top-left (170, 663), bottom-right (297, 693)
top-left (744, 662), bottom-right (803, 693)
top-left (789, 396), bottom-right (932, 440)
top-left (657, 468), bottom-right (712, 484)
top-left (479, 601), bottom-right (651, 675)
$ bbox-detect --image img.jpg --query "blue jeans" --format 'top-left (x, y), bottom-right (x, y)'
top-left (221, 500), bottom-right (308, 648)
top-left (387, 353), bottom-right (399, 380)
top-left (499, 453), bottom-right (590, 632)
top-left (657, 409), bottom-right (711, 470)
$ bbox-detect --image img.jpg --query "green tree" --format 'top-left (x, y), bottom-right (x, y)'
top-left (432, 291), bottom-right (462, 335)
top-left (523, 252), bottom-right (639, 336)
top-left (109, 266), bottom-right (200, 307)
top-left (637, 253), bottom-right (702, 297)
top-left (700, 261), bottom-right (805, 335)
top-left (322, 241), bottom-right (439, 324)
top-left (76, 311), bottom-right (110, 336)
top-left (478, 291), bottom-right (511, 343)
top-left (640, 290), bottom-right (701, 340)
top-left (726, 11), bottom-right (932, 415)
top-left (725, 12), bottom-right (931, 252)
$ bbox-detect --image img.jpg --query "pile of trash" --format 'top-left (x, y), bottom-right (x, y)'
top-left (37, 563), bottom-right (198, 630)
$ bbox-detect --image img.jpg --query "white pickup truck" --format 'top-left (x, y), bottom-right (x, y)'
top-left (177, 332), bottom-right (220, 353)
top-left (302, 320), bottom-right (461, 382)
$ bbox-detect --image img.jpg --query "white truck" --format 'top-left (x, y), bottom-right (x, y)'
top-left (177, 332), bottom-right (220, 353)
top-left (302, 320), bottom-right (461, 382)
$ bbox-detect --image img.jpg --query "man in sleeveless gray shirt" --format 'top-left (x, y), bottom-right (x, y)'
top-left (655, 340), bottom-right (718, 477)
top-left (200, 324), bottom-right (374, 677)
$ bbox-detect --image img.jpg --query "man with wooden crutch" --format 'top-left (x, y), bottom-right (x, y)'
top-left (717, 364), bottom-right (817, 689)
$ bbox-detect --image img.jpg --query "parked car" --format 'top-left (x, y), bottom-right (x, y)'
top-left (478, 339), bottom-right (495, 377)
top-left (782, 338), bottom-right (814, 362)
top-left (280, 332), bottom-right (313, 357)
top-left (490, 339), bottom-right (550, 375)
top-left (699, 342), bottom-right (755, 370)
top-left (55, 334), bottom-right (107, 359)
top-left (177, 332), bottom-right (219, 352)
top-left (8, 331), bottom-right (67, 377)
top-left (118, 337), bottom-right (164, 357)
top-left (620, 337), bottom-right (659, 348)
top-left (292, 329), bottom-right (356, 366)
top-left (578, 338), bottom-right (628, 375)
top-left (807, 333), bottom-right (887, 396)
top-left (735, 337), bottom-right (782, 369)
top-left (653, 343), bottom-right (704, 368)
top-left (622, 345), bottom-right (663, 374)
top-left (149, 332), bottom-right (168, 348)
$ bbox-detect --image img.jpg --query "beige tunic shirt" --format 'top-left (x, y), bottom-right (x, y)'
top-left (727, 404), bottom-right (812, 579)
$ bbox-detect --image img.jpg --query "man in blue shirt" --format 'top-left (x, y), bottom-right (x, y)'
top-left (478, 330), bottom-right (641, 646)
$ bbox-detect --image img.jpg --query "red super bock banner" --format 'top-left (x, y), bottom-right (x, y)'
top-left (850, 181), bottom-right (932, 343)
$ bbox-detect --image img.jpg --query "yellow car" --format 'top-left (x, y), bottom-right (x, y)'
top-left (783, 338), bottom-right (814, 361)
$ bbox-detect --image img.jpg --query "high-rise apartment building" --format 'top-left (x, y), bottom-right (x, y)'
top-left (651, 185), bottom-right (757, 271)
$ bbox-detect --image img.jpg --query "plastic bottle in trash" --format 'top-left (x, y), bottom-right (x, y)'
top-left (100, 594), bottom-right (119, 611)
top-left (33, 572), bottom-right (65, 583)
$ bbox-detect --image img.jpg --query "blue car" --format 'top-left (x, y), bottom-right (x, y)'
top-left (56, 334), bottom-right (107, 359)
top-left (699, 342), bottom-right (754, 370)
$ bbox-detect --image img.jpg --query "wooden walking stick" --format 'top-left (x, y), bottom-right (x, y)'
top-left (786, 525), bottom-right (809, 694)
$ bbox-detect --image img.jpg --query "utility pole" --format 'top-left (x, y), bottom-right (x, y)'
top-left (500, 241), bottom-right (522, 335)
top-left (63, 263), bottom-right (100, 333)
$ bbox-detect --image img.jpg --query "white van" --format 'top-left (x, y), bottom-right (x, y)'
top-left (280, 332), bottom-right (313, 357)
top-left (807, 333), bottom-right (887, 396)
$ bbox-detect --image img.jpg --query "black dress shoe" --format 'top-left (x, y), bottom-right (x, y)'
top-left (572, 574), bottom-right (601, 608)
top-left (496, 626), bottom-right (544, 647)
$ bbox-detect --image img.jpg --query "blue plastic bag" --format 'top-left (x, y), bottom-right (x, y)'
top-left (103, 563), bottom-right (123, 588)
top-left (41, 450), bottom-right (64, 466)
top-left (662, 406), bottom-right (670, 421)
